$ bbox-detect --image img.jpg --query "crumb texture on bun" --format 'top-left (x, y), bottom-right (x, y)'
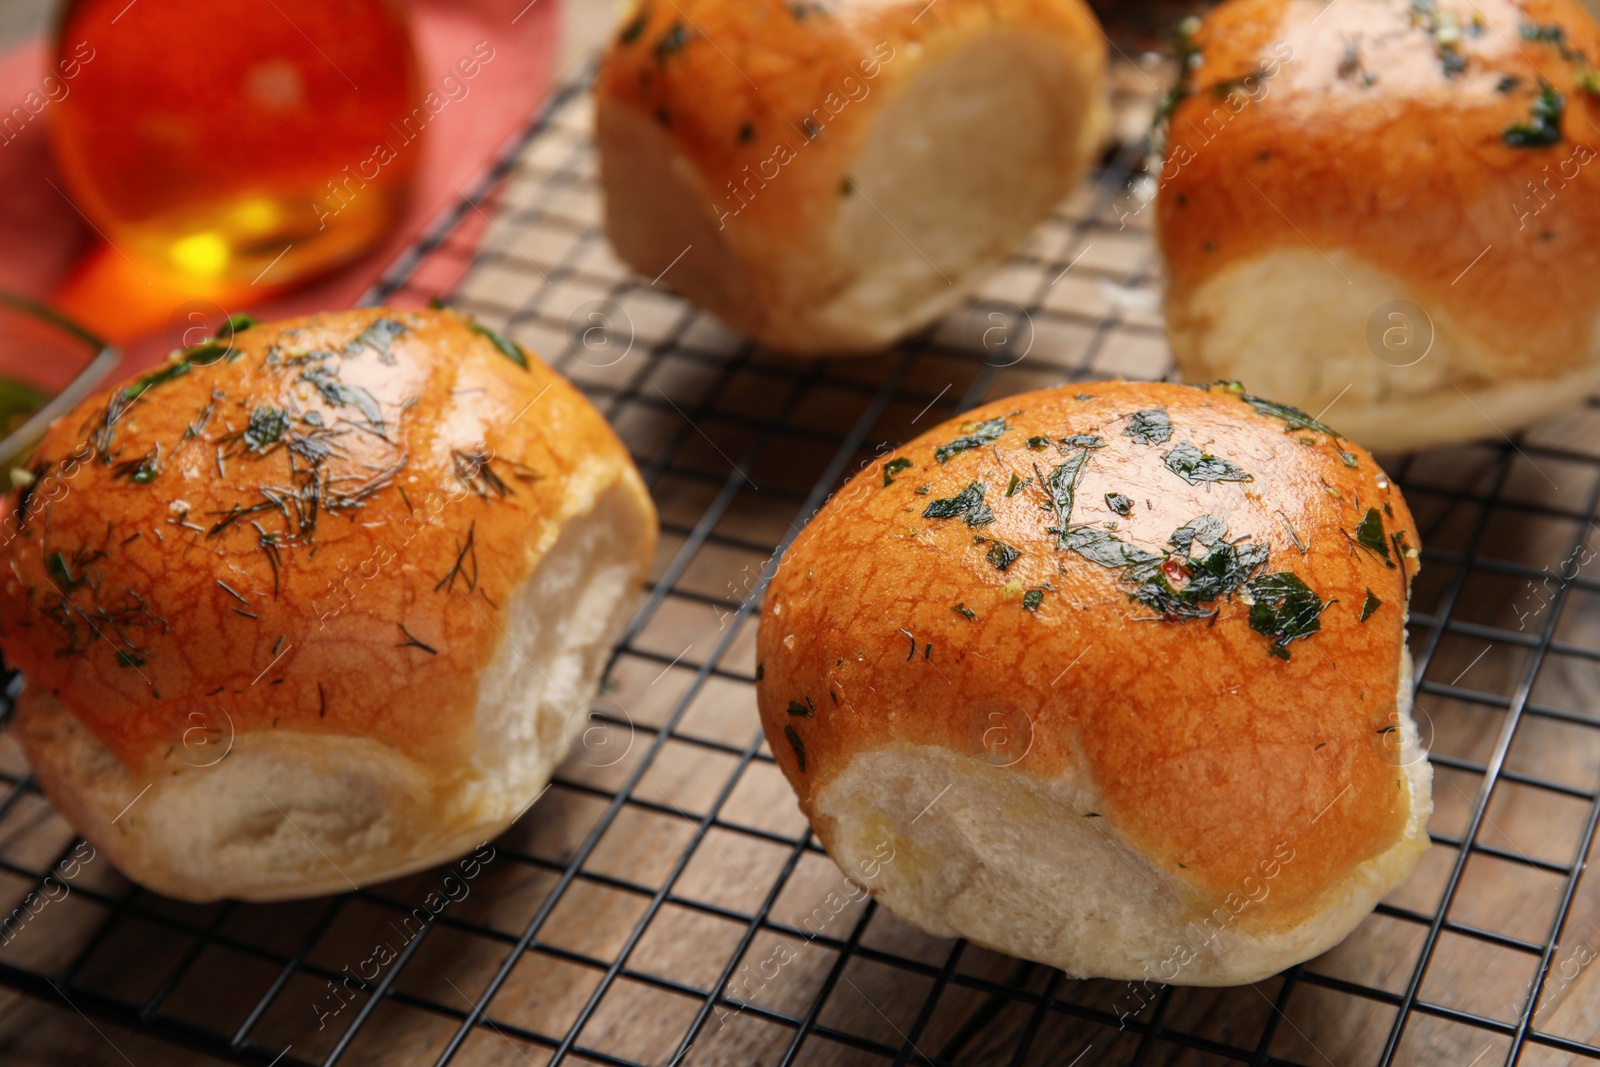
top-left (757, 381), bottom-right (1429, 985)
top-left (596, 0), bottom-right (1108, 354)
top-left (1157, 0), bottom-right (1600, 452)
top-left (0, 309), bottom-right (656, 902)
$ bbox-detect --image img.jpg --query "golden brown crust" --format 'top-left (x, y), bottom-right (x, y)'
top-left (597, 0), bottom-right (1108, 240)
top-left (1157, 0), bottom-right (1600, 374)
top-left (0, 309), bottom-right (654, 779)
top-left (756, 381), bottom-right (1420, 925)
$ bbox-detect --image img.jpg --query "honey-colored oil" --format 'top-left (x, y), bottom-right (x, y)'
top-left (49, 0), bottom-right (420, 288)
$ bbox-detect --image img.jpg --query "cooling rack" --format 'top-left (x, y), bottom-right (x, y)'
top-left (3, 58), bottom-right (1600, 1067)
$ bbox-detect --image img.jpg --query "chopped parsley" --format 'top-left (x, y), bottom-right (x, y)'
top-left (299, 366), bottom-right (384, 431)
top-left (986, 541), bottom-right (1020, 572)
top-left (786, 699), bottom-right (813, 718)
top-left (345, 317), bottom-right (407, 363)
top-left (935, 418), bottom-right (1007, 463)
top-left (784, 724), bottom-right (807, 772)
top-left (618, 9), bottom-right (648, 43)
top-left (1060, 434), bottom-right (1105, 449)
top-left (243, 405), bottom-right (289, 453)
top-left (1226, 386), bottom-right (1342, 437)
top-left (1355, 507), bottom-right (1394, 564)
top-left (654, 22), bottom-right (688, 62)
top-left (1339, 450), bottom-right (1360, 468)
top-left (1505, 82), bottom-right (1565, 148)
top-left (923, 482), bottom-right (995, 527)
top-left (468, 322), bottom-right (531, 369)
top-left (1106, 492), bottom-right (1134, 517)
top-left (1123, 407), bottom-right (1173, 446)
top-left (1060, 527), bottom-right (1161, 569)
top-left (882, 457), bottom-right (914, 487)
top-left (952, 603), bottom-right (977, 620)
top-left (1027, 436), bottom-right (1051, 450)
top-left (1163, 442), bottom-right (1252, 485)
top-left (1247, 572), bottom-right (1327, 659)
top-left (1023, 588), bottom-right (1045, 611)
top-left (1361, 589), bottom-right (1382, 621)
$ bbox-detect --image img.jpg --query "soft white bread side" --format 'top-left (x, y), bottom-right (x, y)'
top-left (14, 481), bottom-right (650, 902)
top-left (1167, 250), bottom-right (1600, 454)
top-left (596, 0), bottom-right (1108, 354)
top-left (1156, 0), bottom-right (1600, 452)
top-left (757, 381), bottom-right (1429, 986)
top-left (0, 309), bottom-right (657, 902)
top-left (811, 650), bottom-right (1430, 986)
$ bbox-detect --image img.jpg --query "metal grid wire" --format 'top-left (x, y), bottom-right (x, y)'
top-left (3, 63), bottom-right (1600, 1067)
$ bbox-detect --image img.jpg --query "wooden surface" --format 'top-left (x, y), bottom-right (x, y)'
top-left (1, 41), bottom-right (1599, 1067)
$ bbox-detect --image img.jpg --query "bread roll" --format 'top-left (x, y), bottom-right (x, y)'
top-left (1156, 0), bottom-right (1600, 453)
top-left (756, 380), bottom-right (1429, 985)
top-left (0, 309), bottom-right (656, 902)
top-left (596, 0), bottom-right (1108, 354)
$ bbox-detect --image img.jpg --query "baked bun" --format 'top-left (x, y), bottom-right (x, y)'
top-left (1156, 0), bottom-right (1600, 452)
top-left (596, 0), bottom-right (1109, 354)
top-left (756, 380), bottom-right (1429, 985)
top-left (0, 309), bottom-right (656, 902)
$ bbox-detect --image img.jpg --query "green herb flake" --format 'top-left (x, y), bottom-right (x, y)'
top-left (786, 699), bottom-right (813, 718)
top-left (1105, 492), bottom-right (1134, 517)
top-left (1022, 588), bottom-right (1045, 611)
top-left (1355, 507), bottom-right (1393, 564)
top-left (214, 313), bottom-right (258, 338)
top-left (244, 405), bottom-right (290, 453)
top-left (923, 482), bottom-right (995, 528)
top-left (1505, 82), bottom-right (1565, 148)
top-left (1247, 571), bottom-right (1327, 658)
top-left (1027, 436), bottom-right (1051, 450)
top-left (653, 21), bottom-right (688, 61)
top-left (914, 484), bottom-right (931, 495)
top-left (298, 367), bottom-right (385, 432)
top-left (1339, 450), bottom-right (1360, 468)
top-left (1005, 472), bottom-right (1023, 497)
top-left (1360, 588), bottom-right (1382, 621)
top-left (1498, 74), bottom-right (1523, 93)
top-left (1060, 434), bottom-right (1105, 449)
top-left (1237, 391), bottom-right (1342, 437)
top-left (116, 651), bottom-right (146, 669)
top-left (1061, 527), bottom-right (1161, 569)
top-left (986, 541), bottom-right (1020, 572)
top-left (618, 9), bottom-right (648, 43)
top-left (882, 456), bottom-right (914, 487)
top-left (1163, 442), bottom-right (1252, 485)
top-left (784, 724), bottom-right (807, 772)
top-left (952, 603), bottom-right (977, 620)
top-left (1074, 393), bottom-right (1095, 400)
top-left (345, 317), bottom-right (408, 363)
top-left (935, 418), bottom-right (1007, 463)
top-left (468, 322), bottom-right (530, 369)
top-left (1123, 407), bottom-right (1173, 446)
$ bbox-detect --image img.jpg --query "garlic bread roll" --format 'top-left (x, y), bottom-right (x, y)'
top-left (597, 0), bottom-right (1109, 354)
top-left (0, 309), bottom-right (656, 902)
top-left (1157, 0), bottom-right (1600, 452)
top-left (757, 380), bottom-right (1429, 985)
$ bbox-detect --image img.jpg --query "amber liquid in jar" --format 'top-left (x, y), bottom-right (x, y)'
top-left (50, 0), bottom-right (420, 288)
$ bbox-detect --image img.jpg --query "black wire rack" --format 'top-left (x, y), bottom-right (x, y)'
top-left (3, 61), bottom-right (1600, 1067)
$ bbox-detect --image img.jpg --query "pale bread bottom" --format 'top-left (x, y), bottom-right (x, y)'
top-left (1167, 248), bottom-right (1600, 453)
top-left (810, 649), bottom-right (1431, 986)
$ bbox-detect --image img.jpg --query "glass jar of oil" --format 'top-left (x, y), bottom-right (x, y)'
top-left (49, 0), bottom-right (420, 289)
